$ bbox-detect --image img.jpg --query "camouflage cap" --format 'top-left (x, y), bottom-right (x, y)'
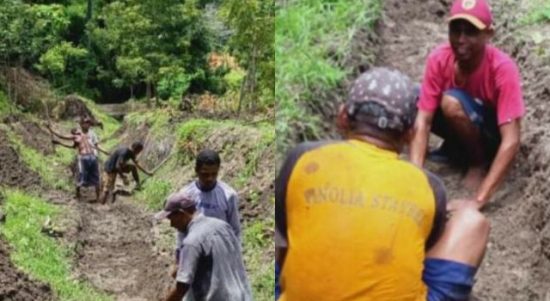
top-left (346, 67), bottom-right (418, 133)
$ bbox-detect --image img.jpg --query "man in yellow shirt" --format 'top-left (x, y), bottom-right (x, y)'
top-left (275, 67), bottom-right (490, 301)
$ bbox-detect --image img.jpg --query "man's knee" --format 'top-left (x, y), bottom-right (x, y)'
top-left (441, 94), bottom-right (469, 121)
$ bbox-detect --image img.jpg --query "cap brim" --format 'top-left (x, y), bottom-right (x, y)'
top-left (153, 210), bottom-right (171, 220)
top-left (448, 14), bottom-right (487, 30)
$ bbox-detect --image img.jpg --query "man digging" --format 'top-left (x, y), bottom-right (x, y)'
top-left (100, 141), bottom-right (153, 204)
top-left (410, 0), bottom-right (525, 209)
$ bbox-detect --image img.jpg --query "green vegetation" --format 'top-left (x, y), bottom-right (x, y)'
top-left (0, 0), bottom-right (274, 112)
top-left (0, 90), bottom-right (12, 116)
top-left (125, 110), bottom-right (171, 136)
top-left (519, 0), bottom-right (550, 24)
top-left (235, 122), bottom-right (274, 188)
top-left (276, 0), bottom-right (381, 153)
top-left (243, 218), bottom-right (275, 301)
top-left (137, 178), bottom-right (172, 210)
top-left (0, 190), bottom-right (112, 301)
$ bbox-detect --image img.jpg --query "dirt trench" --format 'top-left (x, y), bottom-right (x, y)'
top-left (0, 130), bottom-right (54, 301)
top-left (73, 197), bottom-right (172, 301)
top-left (377, 0), bottom-right (550, 300)
top-left (0, 119), bottom-right (174, 300)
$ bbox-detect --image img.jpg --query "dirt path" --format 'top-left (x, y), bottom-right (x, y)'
top-left (73, 195), bottom-right (172, 301)
top-left (377, 0), bottom-right (550, 300)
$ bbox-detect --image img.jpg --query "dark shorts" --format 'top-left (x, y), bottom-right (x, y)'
top-left (432, 88), bottom-right (501, 161)
top-left (423, 258), bottom-right (477, 301)
top-left (78, 154), bottom-right (100, 187)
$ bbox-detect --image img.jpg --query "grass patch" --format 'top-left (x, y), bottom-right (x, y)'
top-left (0, 89), bottom-right (14, 117)
top-left (519, 0), bottom-right (550, 24)
top-left (136, 178), bottom-right (172, 210)
top-left (235, 122), bottom-right (274, 188)
top-left (0, 190), bottom-right (113, 301)
top-left (276, 0), bottom-right (381, 153)
top-left (125, 109), bottom-right (172, 136)
top-left (81, 97), bottom-right (121, 139)
top-left (242, 218), bottom-right (275, 301)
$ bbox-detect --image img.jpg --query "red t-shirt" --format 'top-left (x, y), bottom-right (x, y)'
top-left (418, 43), bottom-right (525, 125)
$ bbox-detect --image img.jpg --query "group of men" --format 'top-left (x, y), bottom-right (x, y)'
top-left (276, 0), bottom-right (524, 300)
top-left (154, 150), bottom-right (253, 301)
top-left (49, 117), bottom-right (253, 300)
top-left (48, 117), bottom-right (152, 204)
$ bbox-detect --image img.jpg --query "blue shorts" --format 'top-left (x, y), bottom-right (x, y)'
top-left (275, 262), bottom-right (281, 300)
top-left (423, 258), bottom-right (477, 301)
top-left (432, 88), bottom-right (501, 160)
top-left (78, 154), bottom-right (100, 187)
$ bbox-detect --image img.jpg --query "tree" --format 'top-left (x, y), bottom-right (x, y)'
top-left (221, 0), bottom-right (275, 113)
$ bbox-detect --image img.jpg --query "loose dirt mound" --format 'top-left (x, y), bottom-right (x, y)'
top-left (57, 94), bottom-right (100, 125)
top-left (0, 130), bottom-right (41, 189)
top-left (0, 131), bottom-right (53, 301)
top-left (0, 236), bottom-right (54, 301)
top-left (74, 200), bottom-right (172, 301)
top-left (377, 0), bottom-right (550, 300)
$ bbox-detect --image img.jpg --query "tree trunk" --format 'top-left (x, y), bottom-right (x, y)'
top-left (130, 85), bottom-right (134, 100)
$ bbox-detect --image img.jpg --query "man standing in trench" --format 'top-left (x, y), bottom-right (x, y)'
top-left (276, 67), bottom-right (490, 300)
top-left (410, 0), bottom-right (524, 209)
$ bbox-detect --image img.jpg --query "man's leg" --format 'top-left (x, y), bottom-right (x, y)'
top-left (440, 94), bottom-right (486, 190)
top-left (423, 206), bottom-right (490, 301)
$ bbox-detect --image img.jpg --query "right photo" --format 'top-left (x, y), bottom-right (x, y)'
top-left (275, 0), bottom-right (550, 300)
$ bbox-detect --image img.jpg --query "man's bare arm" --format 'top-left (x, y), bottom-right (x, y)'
top-left (475, 119), bottom-right (521, 206)
top-left (52, 140), bottom-right (75, 149)
top-left (410, 110), bottom-right (435, 167)
top-left (132, 159), bottom-right (153, 176)
top-left (163, 282), bottom-right (189, 301)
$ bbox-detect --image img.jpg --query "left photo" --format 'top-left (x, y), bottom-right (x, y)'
top-left (0, 0), bottom-right (275, 300)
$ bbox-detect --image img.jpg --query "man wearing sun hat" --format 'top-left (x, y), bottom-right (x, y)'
top-left (410, 0), bottom-right (524, 210)
top-left (275, 67), bottom-right (490, 300)
top-left (156, 191), bottom-right (252, 301)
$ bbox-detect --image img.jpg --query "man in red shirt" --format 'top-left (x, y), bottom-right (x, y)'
top-left (410, 0), bottom-right (524, 209)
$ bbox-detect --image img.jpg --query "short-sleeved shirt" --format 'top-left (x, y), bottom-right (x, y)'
top-left (419, 43), bottom-right (525, 125)
top-left (104, 147), bottom-right (135, 173)
top-left (178, 180), bottom-right (241, 238)
top-left (276, 139), bottom-right (446, 301)
top-left (176, 214), bottom-right (253, 301)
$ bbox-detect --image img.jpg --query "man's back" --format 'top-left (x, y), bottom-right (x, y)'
top-left (177, 215), bottom-right (252, 301)
top-left (276, 139), bottom-right (445, 301)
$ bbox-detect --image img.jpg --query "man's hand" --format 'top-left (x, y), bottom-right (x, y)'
top-left (447, 199), bottom-right (483, 213)
top-left (171, 265), bottom-right (178, 279)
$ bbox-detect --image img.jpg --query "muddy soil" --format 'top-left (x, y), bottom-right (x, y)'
top-left (74, 199), bottom-right (172, 301)
top-left (0, 236), bottom-right (54, 301)
top-left (0, 130), bottom-right (41, 189)
top-left (1, 120), bottom-right (175, 300)
top-left (0, 132), bottom-right (53, 301)
top-left (377, 0), bottom-right (550, 300)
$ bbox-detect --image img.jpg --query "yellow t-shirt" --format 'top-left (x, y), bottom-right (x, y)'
top-left (275, 139), bottom-right (446, 301)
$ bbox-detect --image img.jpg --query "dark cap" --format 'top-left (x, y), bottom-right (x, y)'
top-left (346, 67), bottom-right (418, 132)
top-left (154, 191), bottom-right (197, 220)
